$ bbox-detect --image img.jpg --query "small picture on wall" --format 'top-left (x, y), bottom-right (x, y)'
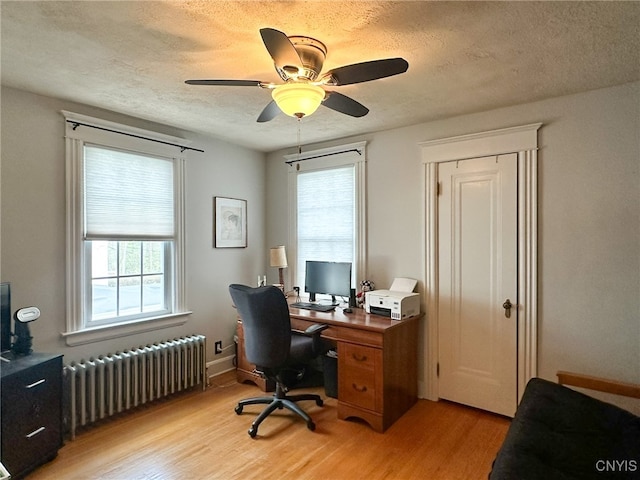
top-left (214, 196), bottom-right (247, 248)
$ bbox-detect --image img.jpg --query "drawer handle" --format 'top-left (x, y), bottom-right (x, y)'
top-left (352, 353), bottom-right (368, 362)
top-left (26, 426), bottom-right (46, 439)
top-left (352, 383), bottom-right (368, 393)
top-left (26, 378), bottom-right (46, 389)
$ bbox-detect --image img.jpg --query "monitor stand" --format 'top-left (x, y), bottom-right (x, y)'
top-left (308, 293), bottom-right (339, 306)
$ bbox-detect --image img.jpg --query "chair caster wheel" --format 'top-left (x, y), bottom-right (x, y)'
top-left (316, 398), bottom-right (324, 407)
top-left (307, 421), bottom-right (316, 431)
top-left (235, 405), bottom-right (243, 415)
top-left (248, 426), bottom-right (257, 438)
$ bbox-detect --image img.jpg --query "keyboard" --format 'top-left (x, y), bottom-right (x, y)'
top-left (290, 302), bottom-right (336, 312)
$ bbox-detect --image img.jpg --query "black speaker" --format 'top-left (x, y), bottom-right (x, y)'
top-left (349, 288), bottom-right (357, 308)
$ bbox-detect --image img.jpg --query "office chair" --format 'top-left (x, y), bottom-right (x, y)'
top-left (229, 284), bottom-right (328, 438)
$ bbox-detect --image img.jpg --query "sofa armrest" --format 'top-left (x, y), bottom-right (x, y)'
top-left (557, 371), bottom-right (640, 399)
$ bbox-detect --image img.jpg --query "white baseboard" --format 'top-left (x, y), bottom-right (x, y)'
top-left (206, 355), bottom-right (235, 380)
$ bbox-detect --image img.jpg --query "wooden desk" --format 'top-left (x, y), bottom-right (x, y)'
top-left (236, 305), bottom-right (420, 432)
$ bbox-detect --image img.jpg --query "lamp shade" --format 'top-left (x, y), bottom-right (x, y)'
top-left (270, 246), bottom-right (288, 268)
top-left (272, 83), bottom-right (325, 118)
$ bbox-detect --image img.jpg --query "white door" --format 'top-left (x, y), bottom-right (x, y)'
top-left (437, 154), bottom-right (518, 417)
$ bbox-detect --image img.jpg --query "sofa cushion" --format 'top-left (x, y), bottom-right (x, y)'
top-left (490, 378), bottom-right (640, 480)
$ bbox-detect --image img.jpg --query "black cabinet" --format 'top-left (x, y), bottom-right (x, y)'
top-left (1, 353), bottom-right (63, 479)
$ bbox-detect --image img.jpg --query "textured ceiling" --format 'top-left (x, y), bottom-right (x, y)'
top-left (1, 1), bottom-right (639, 152)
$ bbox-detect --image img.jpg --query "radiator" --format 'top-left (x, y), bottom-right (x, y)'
top-left (63, 334), bottom-right (206, 439)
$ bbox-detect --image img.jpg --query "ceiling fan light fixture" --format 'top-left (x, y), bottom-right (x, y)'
top-left (272, 83), bottom-right (325, 118)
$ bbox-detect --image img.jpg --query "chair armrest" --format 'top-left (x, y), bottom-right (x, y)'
top-left (304, 323), bottom-right (329, 336)
top-left (292, 324), bottom-right (330, 357)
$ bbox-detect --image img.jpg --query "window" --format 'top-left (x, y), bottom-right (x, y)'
top-left (89, 241), bottom-right (169, 322)
top-left (63, 112), bottom-right (189, 345)
top-left (287, 142), bottom-right (366, 298)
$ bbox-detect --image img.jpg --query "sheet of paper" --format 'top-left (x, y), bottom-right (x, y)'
top-left (389, 277), bottom-right (417, 292)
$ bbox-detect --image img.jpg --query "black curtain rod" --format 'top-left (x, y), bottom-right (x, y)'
top-left (285, 148), bottom-right (362, 165)
top-left (66, 120), bottom-right (204, 153)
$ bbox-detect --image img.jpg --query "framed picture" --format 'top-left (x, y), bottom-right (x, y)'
top-left (214, 197), bottom-right (247, 248)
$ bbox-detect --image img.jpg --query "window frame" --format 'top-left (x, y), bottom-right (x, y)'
top-left (62, 111), bottom-right (190, 346)
top-left (83, 240), bottom-right (173, 327)
top-left (286, 142), bottom-right (367, 298)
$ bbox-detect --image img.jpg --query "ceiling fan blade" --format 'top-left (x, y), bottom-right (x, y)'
top-left (322, 58), bottom-right (409, 86)
top-left (322, 91), bottom-right (369, 117)
top-left (185, 79), bottom-right (264, 87)
top-left (260, 28), bottom-right (302, 71)
top-left (257, 100), bottom-right (281, 123)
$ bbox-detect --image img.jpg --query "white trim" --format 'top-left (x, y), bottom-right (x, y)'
top-left (64, 114), bottom-right (189, 344)
top-left (174, 157), bottom-right (188, 312)
top-left (287, 142), bottom-right (367, 289)
top-left (284, 141), bottom-right (366, 166)
top-left (62, 311), bottom-right (191, 346)
top-left (62, 110), bottom-right (192, 154)
top-left (420, 124), bottom-right (540, 403)
top-left (354, 158), bottom-right (367, 283)
top-left (206, 356), bottom-right (237, 379)
top-left (65, 137), bottom-right (85, 337)
top-left (419, 123), bottom-right (541, 164)
top-left (420, 161), bottom-right (439, 400)
top-left (517, 149), bottom-right (538, 400)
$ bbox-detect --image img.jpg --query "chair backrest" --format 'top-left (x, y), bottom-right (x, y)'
top-left (228, 284), bottom-right (291, 368)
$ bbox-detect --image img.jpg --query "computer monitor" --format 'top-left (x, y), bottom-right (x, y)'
top-left (304, 261), bottom-right (352, 304)
top-left (1, 283), bottom-right (11, 353)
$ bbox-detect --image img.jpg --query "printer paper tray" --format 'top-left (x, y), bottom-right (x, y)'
top-left (369, 306), bottom-right (391, 318)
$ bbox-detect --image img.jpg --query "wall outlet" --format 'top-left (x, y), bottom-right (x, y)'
top-left (215, 341), bottom-right (222, 355)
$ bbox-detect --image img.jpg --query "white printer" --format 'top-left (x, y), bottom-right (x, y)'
top-left (365, 278), bottom-right (420, 320)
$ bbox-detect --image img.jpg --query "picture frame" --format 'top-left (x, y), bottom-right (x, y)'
top-left (214, 196), bottom-right (247, 248)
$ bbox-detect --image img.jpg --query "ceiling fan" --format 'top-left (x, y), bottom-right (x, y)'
top-left (185, 28), bottom-right (409, 122)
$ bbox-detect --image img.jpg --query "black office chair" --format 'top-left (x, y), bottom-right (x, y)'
top-left (229, 284), bottom-right (328, 438)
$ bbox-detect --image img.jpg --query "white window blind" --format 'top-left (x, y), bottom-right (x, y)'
top-left (296, 166), bottom-right (355, 287)
top-left (84, 146), bottom-right (175, 239)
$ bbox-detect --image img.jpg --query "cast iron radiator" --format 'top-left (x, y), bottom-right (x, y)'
top-left (63, 334), bottom-right (206, 439)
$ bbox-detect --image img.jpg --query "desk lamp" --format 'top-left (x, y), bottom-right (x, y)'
top-left (270, 245), bottom-right (288, 293)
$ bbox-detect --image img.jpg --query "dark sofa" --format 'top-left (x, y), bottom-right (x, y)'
top-left (490, 376), bottom-right (640, 480)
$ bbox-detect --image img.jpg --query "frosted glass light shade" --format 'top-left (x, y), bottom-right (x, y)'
top-left (272, 83), bottom-right (325, 118)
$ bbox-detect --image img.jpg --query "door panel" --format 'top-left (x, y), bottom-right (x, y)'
top-left (438, 154), bottom-right (517, 417)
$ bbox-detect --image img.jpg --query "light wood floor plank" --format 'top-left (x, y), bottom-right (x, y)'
top-left (27, 372), bottom-right (510, 479)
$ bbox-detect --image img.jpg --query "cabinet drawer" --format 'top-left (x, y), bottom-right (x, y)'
top-left (2, 421), bottom-right (61, 475)
top-left (2, 360), bottom-right (60, 428)
top-left (1, 355), bottom-right (63, 478)
top-left (338, 343), bottom-right (380, 411)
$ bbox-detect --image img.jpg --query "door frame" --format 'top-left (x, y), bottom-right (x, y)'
top-left (419, 123), bottom-right (541, 403)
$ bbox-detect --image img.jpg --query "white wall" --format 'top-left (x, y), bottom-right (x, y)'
top-left (2, 82), bottom-right (637, 409)
top-left (0, 86), bottom-right (267, 373)
top-left (266, 82), bottom-right (640, 407)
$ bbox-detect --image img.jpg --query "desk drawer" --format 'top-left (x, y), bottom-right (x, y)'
top-left (339, 343), bottom-right (381, 412)
top-left (290, 318), bottom-right (383, 347)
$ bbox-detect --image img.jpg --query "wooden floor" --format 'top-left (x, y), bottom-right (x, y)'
top-left (28, 372), bottom-right (510, 480)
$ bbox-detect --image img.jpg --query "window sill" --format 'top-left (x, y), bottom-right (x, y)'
top-left (61, 311), bottom-right (192, 347)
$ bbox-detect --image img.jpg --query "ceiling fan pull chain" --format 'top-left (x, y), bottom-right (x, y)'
top-left (297, 118), bottom-right (302, 157)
